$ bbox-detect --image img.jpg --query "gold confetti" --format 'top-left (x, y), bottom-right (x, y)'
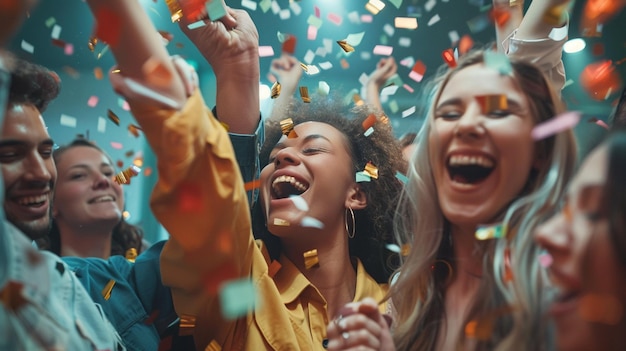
top-left (475, 224), bottom-right (507, 240)
top-left (353, 93), bottom-right (364, 106)
top-left (128, 124), bottom-right (142, 137)
top-left (125, 248), bottom-right (137, 263)
top-left (465, 305), bottom-right (515, 340)
top-left (207, 340), bottom-right (222, 351)
top-left (271, 81), bottom-right (281, 99)
top-left (107, 109), bottom-right (120, 126)
top-left (303, 249), bottom-right (319, 269)
top-left (299, 62), bottom-right (309, 72)
top-left (543, 4), bottom-right (569, 26)
top-left (93, 67), bottom-right (104, 80)
top-left (165, 0), bottom-right (183, 22)
top-left (102, 279), bottom-right (116, 300)
top-left (179, 314), bottom-right (196, 336)
top-left (273, 218), bottom-right (290, 226)
top-left (280, 118), bottom-right (298, 138)
top-left (380, 114), bottom-right (390, 124)
top-left (363, 162), bottom-right (379, 179)
top-left (114, 165), bottom-right (141, 185)
top-left (476, 95), bottom-right (508, 114)
top-left (0, 281), bottom-right (28, 311)
top-left (337, 40), bottom-right (355, 53)
top-left (299, 86), bottom-right (311, 103)
top-left (88, 36), bottom-right (98, 52)
top-left (401, 243), bottom-right (411, 256)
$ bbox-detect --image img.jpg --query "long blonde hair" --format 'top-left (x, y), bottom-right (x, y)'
top-left (390, 50), bottom-right (577, 351)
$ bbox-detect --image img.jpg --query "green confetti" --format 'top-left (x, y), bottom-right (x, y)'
top-left (220, 278), bottom-right (257, 320)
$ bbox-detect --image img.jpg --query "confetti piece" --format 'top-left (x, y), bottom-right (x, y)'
top-left (259, 0), bottom-right (271, 12)
top-left (337, 40), bottom-right (355, 53)
top-left (165, 0), bottom-right (183, 22)
top-left (475, 224), bottom-right (506, 240)
top-left (290, 1), bottom-right (302, 15)
top-left (110, 142), bottom-right (123, 150)
top-left (442, 49), bottom-right (456, 68)
top-left (179, 314), bottom-right (196, 335)
top-left (51, 24), bottom-right (62, 39)
top-left (356, 171), bottom-right (371, 183)
top-left (476, 95), bottom-right (507, 114)
top-left (318, 81), bottom-right (330, 95)
top-left (88, 36), bottom-right (98, 52)
top-left (395, 171), bottom-right (409, 184)
top-left (301, 217), bottom-right (324, 229)
top-left (543, 3), bottom-right (568, 26)
top-left (270, 0), bottom-right (280, 14)
top-left (45, 17), bottom-right (56, 28)
top-left (241, 0), bottom-right (257, 10)
top-left (107, 109), bottom-right (120, 126)
top-left (458, 35), bottom-right (474, 55)
top-left (307, 25), bottom-right (318, 40)
top-left (364, 162), bottom-right (379, 179)
top-left (93, 67), bottom-right (104, 80)
top-left (328, 13), bottom-right (342, 26)
top-left (282, 35), bottom-right (296, 54)
top-left (580, 60), bottom-right (622, 101)
top-left (0, 281), bottom-right (28, 311)
top-left (364, 127), bottom-right (375, 137)
top-left (219, 278), bottom-right (257, 320)
top-left (588, 117), bottom-right (610, 130)
top-left (97, 117), bottom-right (106, 133)
top-left (465, 305), bottom-right (515, 340)
top-left (258, 46), bottom-right (275, 57)
top-left (402, 106), bottom-right (416, 118)
top-left (389, 100), bottom-right (399, 113)
top-left (299, 86), bottom-right (311, 103)
top-left (303, 249), bottom-right (320, 269)
top-left (60, 114), bottom-right (77, 128)
top-left (114, 165), bottom-right (141, 185)
top-left (340, 59), bottom-right (350, 69)
top-left (346, 32), bottom-right (366, 47)
top-left (307, 14), bottom-right (323, 28)
top-left (383, 23), bottom-right (395, 37)
top-left (409, 61), bottom-right (426, 82)
top-left (531, 111), bottom-right (581, 140)
top-left (128, 124), bottom-right (142, 138)
top-left (538, 251), bottom-right (553, 268)
top-left (490, 7), bottom-right (511, 27)
top-left (389, 0), bottom-right (403, 8)
top-left (361, 14), bottom-right (374, 22)
top-left (398, 37), bottom-right (411, 48)
top-left (449, 30), bottom-right (460, 44)
top-left (303, 49), bottom-right (315, 64)
top-left (403, 84), bottom-right (414, 93)
top-left (365, 0), bottom-right (386, 15)
top-left (125, 248), bottom-right (138, 263)
top-left (102, 279), bottom-right (116, 300)
top-left (362, 114), bottom-right (377, 131)
top-left (94, 8), bottom-right (122, 47)
top-left (385, 244), bottom-right (402, 253)
top-left (373, 45), bottom-right (393, 56)
top-left (424, 0), bottom-right (436, 11)
top-left (87, 96), bottom-right (99, 108)
top-left (21, 40), bottom-right (34, 54)
top-left (427, 14), bottom-right (441, 26)
top-left (289, 195), bottom-right (309, 211)
top-left (270, 81), bottom-right (281, 99)
top-left (273, 218), bottom-right (290, 226)
top-left (244, 179), bottom-right (261, 191)
top-left (279, 9), bottom-right (290, 20)
top-left (122, 78), bottom-right (180, 110)
top-left (206, 0), bottom-right (228, 21)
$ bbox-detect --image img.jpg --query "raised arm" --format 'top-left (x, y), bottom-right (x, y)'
top-left (268, 54), bottom-right (303, 122)
top-left (493, 0), bottom-right (524, 52)
top-left (364, 57), bottom-right (397, 114)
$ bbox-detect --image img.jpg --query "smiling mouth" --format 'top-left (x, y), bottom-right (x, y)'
top-left (271, 175), bottom-right (309, 199)
top-left (447, 155), bottom-right (495, 184)
top-left (16, 194), bottom-right (48, 207)
top-left (89, 195), bottom-right (115, 204)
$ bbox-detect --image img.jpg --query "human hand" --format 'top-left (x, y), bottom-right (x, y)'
top-left (179, 3), bottom-right (259, 81)
top-left (367, 57), bottom-right (397, 91)
top-left (326, 298), bottom-right (396, 351)
top-left (270, 54), bottom-right (303, 96)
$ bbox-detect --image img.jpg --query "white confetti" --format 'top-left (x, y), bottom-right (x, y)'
top-left (60, 114), bottom-right (77, 128)
top-left (290, 195), bottom-right (309, 211)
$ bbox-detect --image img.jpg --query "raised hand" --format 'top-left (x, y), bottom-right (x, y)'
top-left (365, 57), bottom-right (397, 114)
top-left (270, 54), bottom-right (303, 98)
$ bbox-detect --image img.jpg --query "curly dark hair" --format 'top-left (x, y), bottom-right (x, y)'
top-left (9, 58), bottom-right (60, 112)
top-left (37, 138), bottom-right (144, 257)
top-left (254, 95), bottom-right (407, 283)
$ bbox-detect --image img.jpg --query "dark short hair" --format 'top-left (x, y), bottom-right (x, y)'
top-left (9, 58), bottom-right (60, 112)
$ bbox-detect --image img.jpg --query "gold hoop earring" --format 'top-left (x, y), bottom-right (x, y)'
top-left (345, 207), bottom-right (355, 239)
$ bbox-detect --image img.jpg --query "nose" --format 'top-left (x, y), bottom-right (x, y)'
top-left (454, 104), bottom-right (485, 140)
top-left (535, 210), bottom-right (570, 256)
top-left (273, 147), bottom-right (300, 168)
top-left (93, 172), bottom-right (112, 190)
top-left (24, 152), bottom-right (54, 184)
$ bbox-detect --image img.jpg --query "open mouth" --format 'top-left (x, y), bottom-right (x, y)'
top-left (447, 155), bottom-right (495, 185)
top-left (271, 175), bottom-right (309, 199)
top-left (89, 195), bottom-right (116, 204)
top-left (16, 194), bottom-right (48, 207)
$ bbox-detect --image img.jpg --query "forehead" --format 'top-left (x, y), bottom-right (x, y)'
top-left (569, 145), bottom-right (607, 195)
top-left (276, 121), bottom-right (346, 145)
top-left (57, 146), bottom-right (112, 168)
top-left (438, 63), bottom-right (525, 102)
top-left (2, 104), bottom-right (50, 141)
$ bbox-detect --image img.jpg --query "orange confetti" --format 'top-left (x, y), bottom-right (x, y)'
top-left (442, 49), bottom-right (456, 68)
top-left (244, 179), bottom-right (261, 191)
top-left (144, 167), bottom-right (153, 177)
top-left (458, 35), bottom-right (474, 55)
top-left (580, 60), bottom-right (623, 101)
top-left (282, 35), bottom-right (297, 54)
top-left (94, 67), bottom-right (104, 80)
top-left (94, 8), bottom-right (122, 47)
top-left (490, 7), bottom-right (511, 27)
top-left (340, 58), bottom-right (350, 69)
top-left (180, 0), bottom-right (206, 21)
top-left (116, 160), bottom-right (124, 168)
top-left (362, 114), bottom-right (377, 131)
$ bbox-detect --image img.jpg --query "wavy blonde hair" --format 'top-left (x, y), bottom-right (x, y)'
top-left (390, 50), bottom-right (577, 351)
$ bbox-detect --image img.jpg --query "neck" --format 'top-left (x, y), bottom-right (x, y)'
top-left (57, 222), bottom-right (113, 259)
top-left (449, 223), bottom-right (483, 288)
top-left (281, 222), bottom-right (357, 318)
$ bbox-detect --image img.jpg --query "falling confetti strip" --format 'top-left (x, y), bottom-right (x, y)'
top-left (531, 111), bottom-right (581, 141)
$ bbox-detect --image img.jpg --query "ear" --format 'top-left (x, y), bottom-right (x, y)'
top-left (51, 205), bottom-right (59, 219)
top-left (345, 184), bottom-right (367, 210)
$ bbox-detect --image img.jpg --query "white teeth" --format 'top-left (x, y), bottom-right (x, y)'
top-left (272, 175), bottom-right (308, 193)
top-left (448, 155), bottom-right (494, 168)
top-left (17, 194), bottom-right (47, 206)
top-left (92, 195), bottom-right (114, 203)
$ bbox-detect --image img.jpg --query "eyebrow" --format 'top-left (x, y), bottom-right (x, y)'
top-left (436, 97), bottom-right (524, 111)
top-left (0, 138), bottom-right (55, 148)
top-left (273, 134), bottom-right (332, 150)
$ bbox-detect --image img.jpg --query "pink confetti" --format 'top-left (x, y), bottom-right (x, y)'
top-left (87, 96), bottom-right (99, 107)
top-left (258, 46), bottom-right (275, 57)
top-left (110, 142), bottom-right (123, 150)
top-left (361, 14), bottom-right (373, 23)
top-left (403, 84), bottom-right (414, 93)
top-left (307, 25), bottom-right (318, 41)
top-left (409, 70), bottom-right (424, 82)
top-left (538, 252), bottom-right (553, 268)
top-left (122, 100), bottom-right (130, 111)
top-left (64, 43), bottom-right (74, 55)
top-left (591, 118), bottom-right (610, 130)
top-left (314, 6), bottom-right (320, 18)
top-left (327, 13), bottom-right (342, 26)
top-left (373, 45), bottom-right (393, 56)
top-left (531, 111), bottom-right (581, 141)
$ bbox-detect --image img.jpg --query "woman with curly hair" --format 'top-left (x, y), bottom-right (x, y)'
top-left (37, 138), bottom-right (144, 258)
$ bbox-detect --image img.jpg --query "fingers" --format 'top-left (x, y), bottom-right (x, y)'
top-left (327, 313), bottom-right (383, 351)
